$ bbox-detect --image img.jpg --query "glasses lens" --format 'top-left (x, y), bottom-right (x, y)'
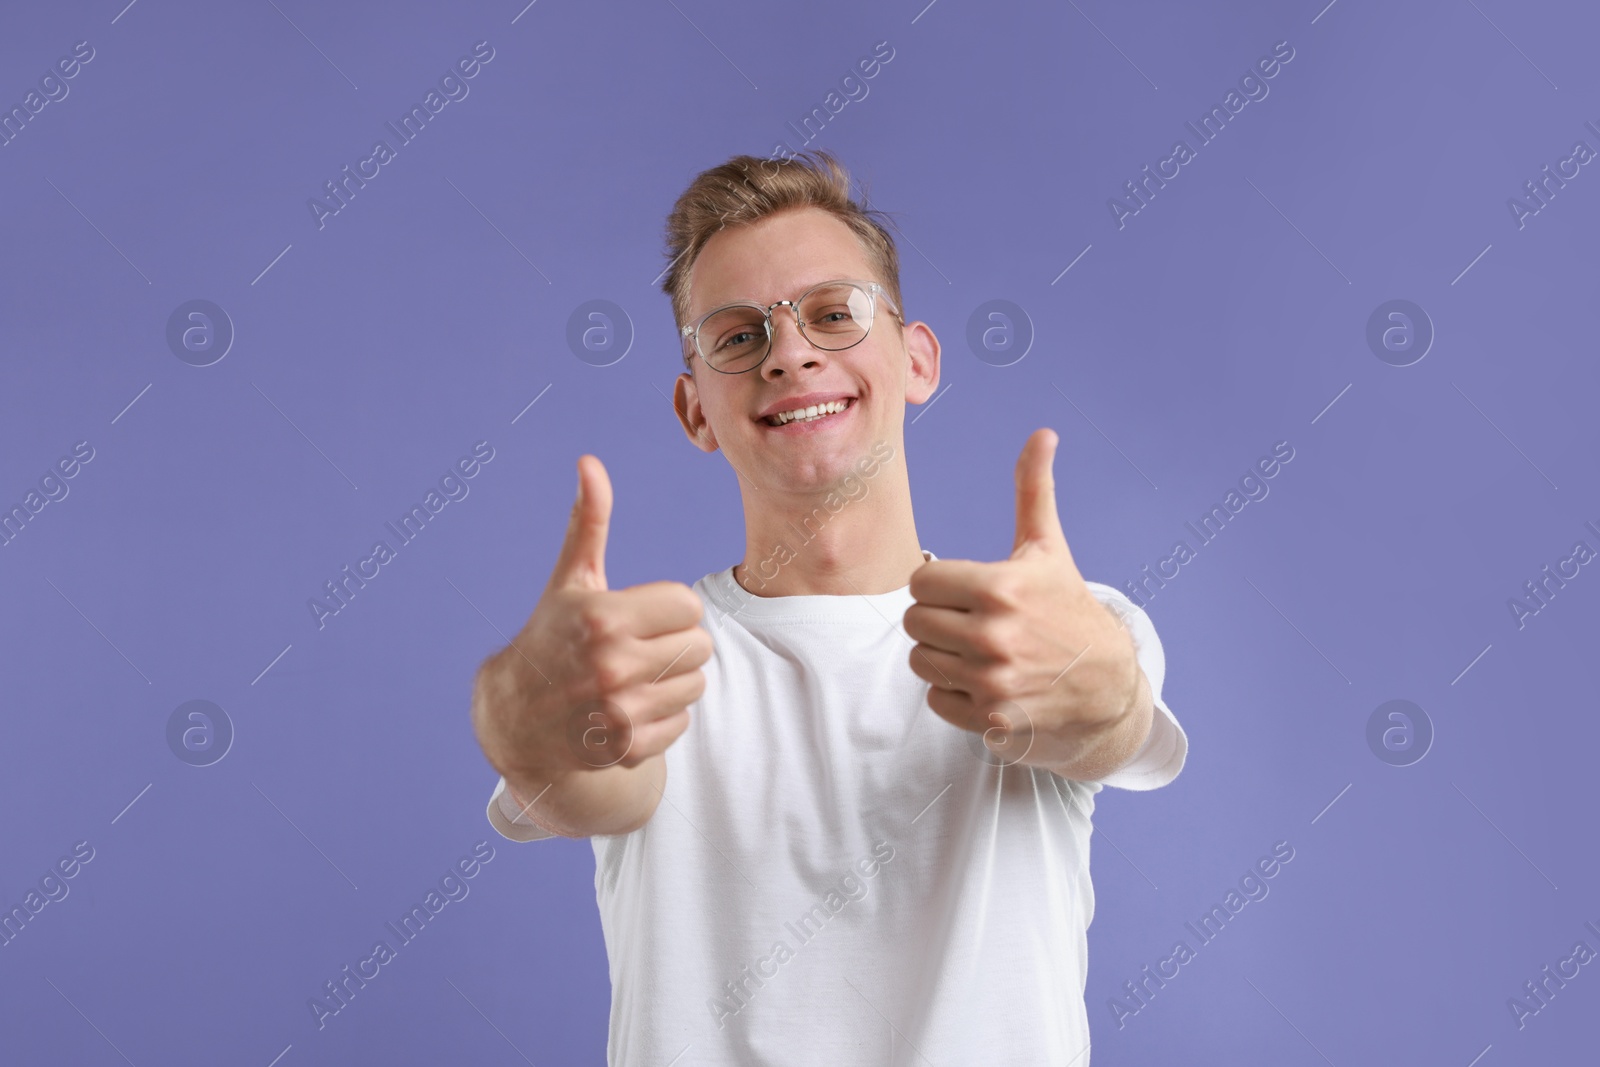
top-left (698, 306), bottom-right (769, 372)
top-left (799, 283), bottom-right (874, 350)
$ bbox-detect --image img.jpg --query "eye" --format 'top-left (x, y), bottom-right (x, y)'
top-left (717, 330), bottom-right (760, 351)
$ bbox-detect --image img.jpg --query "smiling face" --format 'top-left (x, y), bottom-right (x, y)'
top-left (672, 205), bottom-right (939, 495)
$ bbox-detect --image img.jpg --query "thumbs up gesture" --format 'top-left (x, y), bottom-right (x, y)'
top-left (470, 455), bottom-right (713, 834)
top-left (903, 429), bottom-right (1148, 776)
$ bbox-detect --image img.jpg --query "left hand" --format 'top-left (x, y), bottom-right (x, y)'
top-left (903, 428), bottom-right (1143, 770)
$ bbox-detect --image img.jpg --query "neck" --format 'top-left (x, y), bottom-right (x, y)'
top-left (732, 439), bottom-right (923, 597)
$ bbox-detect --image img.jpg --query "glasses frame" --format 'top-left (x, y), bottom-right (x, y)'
top-left (680, 279), bottom-right (902, 374)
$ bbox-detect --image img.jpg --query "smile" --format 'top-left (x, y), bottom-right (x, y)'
top-left (762, 398), bottom-right (855, 427)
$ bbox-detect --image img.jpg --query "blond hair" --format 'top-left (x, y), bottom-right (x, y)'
top-left (659, 150), bottom-right (904, 366)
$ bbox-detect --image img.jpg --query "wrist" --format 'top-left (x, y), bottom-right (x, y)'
top-left (1020, 654), bottom-right (1150, 779)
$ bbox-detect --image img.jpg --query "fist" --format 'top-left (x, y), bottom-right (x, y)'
top-left (903, 428), bottom-right (1142, 771)
top-left (471, 454), bottom-right (713, 781)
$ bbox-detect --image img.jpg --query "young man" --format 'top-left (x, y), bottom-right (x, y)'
top-left (471, 150), bottom-right (1187, 1064)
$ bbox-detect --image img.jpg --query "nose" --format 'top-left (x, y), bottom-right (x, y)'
top-left (760, 306), bottom-right (826, 380)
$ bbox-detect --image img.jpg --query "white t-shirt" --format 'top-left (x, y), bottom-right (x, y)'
top-left (486, 551), bottom-right (1186, 1065)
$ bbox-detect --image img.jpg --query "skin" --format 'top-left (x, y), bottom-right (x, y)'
top-left (671, 205), bottom-right (936, 599)
top-left (470, 205), bottom-right (1154, 836)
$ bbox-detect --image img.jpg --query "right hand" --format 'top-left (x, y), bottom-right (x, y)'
top-left (471, 454), bottom-right (712, 784)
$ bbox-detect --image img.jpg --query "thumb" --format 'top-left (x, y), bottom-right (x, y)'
top-left (549, 454), bottom-right (612, 592)
top-left (1012, 428), bottom-right (1067, 557)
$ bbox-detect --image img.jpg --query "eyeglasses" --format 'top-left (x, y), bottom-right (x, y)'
top-left (680, 279), bottom-right (901, 374)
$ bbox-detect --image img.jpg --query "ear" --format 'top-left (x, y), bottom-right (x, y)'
top-left (673, 369), bottom-right (719, 453)
top-left (900, 319), bottom-right (940, 406)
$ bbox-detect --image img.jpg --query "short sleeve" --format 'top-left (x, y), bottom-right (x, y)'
top-left (487, 775), bottom-right (558, 842)
top-left (1079, 582), bottom-right (1188, 791)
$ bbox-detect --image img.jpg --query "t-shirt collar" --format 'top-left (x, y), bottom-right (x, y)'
top-left (702, 549), bottom-right (936, 623)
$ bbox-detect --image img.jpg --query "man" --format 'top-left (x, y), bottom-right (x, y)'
top-left (470, 150), bottom-right (1187, 1064)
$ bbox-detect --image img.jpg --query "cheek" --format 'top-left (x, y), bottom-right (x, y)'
top-left (703, 388), bottom-right (759, 446)
top-left (720, 393), bottom-right (753, 430)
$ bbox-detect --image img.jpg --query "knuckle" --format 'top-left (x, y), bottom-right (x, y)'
top-left (587, 614), bottom-right (622, 645)
top-left (576, 601), bottom-right (622, 644)
top-left (602, 694), bottom-right (638, 731)
top-left (977, 662), bottom-right (1014, 697)
top-left (589, 656), bottom-right (628, 695)
top-left (986, 574), bottom-right (1023, 610)
top-left (971, 623), bottom-right (1008, 661)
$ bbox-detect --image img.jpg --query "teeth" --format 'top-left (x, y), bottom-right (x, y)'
top-left (769, 399), bottom-right (849, 425)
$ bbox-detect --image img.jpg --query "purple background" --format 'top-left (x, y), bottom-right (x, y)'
top-left (3, 0), bottom-right (1596, 1063)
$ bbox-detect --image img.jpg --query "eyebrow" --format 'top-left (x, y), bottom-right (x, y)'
top-left (692, 276), bottom-right (865, 318)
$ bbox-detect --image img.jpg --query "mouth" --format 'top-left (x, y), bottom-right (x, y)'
top-left (759, 397), bottom-right (856, 431)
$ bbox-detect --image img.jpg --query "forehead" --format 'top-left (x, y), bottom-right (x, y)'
top-left (687, 206), bottom-right (876, 317)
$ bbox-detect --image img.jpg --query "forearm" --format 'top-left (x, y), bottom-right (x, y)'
top-left (473, 687), bottom-right (666, 838)
top-left (501, 757), bottom-right (666, 838)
